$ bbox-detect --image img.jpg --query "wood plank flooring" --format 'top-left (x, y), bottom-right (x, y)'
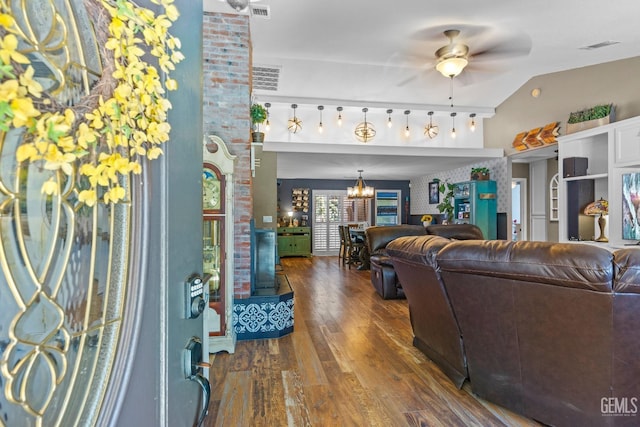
top-left (206, 256), bottom-right (541, 426)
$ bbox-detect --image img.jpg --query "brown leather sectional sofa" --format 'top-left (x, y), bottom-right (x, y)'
top-left (365, 225), bottom-right (426, 299)
top-left (387, 236), bottom-right (640, 427)
top-left (365, 224), bottom-right (483, 300)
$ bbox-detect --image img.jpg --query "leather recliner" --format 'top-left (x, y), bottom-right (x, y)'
top-left (365, 225), bottom-right (426, 299)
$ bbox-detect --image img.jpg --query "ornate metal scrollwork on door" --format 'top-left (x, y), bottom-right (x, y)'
top-left (0, 1), bottom-right (129, 426)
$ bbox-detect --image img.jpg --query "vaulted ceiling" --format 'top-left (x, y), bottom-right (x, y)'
top-left (203, 0), bottom-right (640, 180)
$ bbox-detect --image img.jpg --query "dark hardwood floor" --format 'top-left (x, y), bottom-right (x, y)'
top-left (206, 256), bottom-right (540, 426)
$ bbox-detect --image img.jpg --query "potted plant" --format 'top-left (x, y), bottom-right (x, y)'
top-left (250, 103), bottom-right (268, 142)
top-left (566, 104), bottom-right (614, 134)
top-left (436, 181), bottom-right (455, 224)
top-left (471, 167), bottom-right (490, 181)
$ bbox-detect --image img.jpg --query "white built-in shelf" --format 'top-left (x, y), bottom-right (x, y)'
top-left (564, 173), bottom-right (608, 181)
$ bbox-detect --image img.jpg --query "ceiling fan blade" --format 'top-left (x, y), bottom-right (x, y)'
top-left (471, 31), bottom-right (532, 61)
top-left (397, 74), bottom-right (419, 87)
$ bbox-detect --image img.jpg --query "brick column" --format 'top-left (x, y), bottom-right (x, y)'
top-left (203, 12), bottom-right (252, 298)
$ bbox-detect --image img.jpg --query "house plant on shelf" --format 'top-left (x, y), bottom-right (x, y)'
top-left (250, 103), bottom-right (268, 142)
top-left (566, 104), bottom-right (614, 134)
top-left (471, 167), bottom-right (490, 181)
top-left (436, 181), bottom-right (456, 224)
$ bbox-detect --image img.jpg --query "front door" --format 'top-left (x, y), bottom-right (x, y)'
top-left (0, 1), bottom-right (205, 426)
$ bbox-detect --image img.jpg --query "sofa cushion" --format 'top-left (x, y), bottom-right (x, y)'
top-left (365, 225), bottom-right (426, 255)
top-left (613, 248), bottom-right (640, 293)
top-left (386, 234), bottom-right (451, 267)
top-left (437, 240), bottom-right (614, 292)
top-left (426, 224), bottom-right (483, 240)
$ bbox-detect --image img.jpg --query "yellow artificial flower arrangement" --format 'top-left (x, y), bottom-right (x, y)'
top-left (421, 214), bottom-right (433, 222)
top-left (0, 0), bottom-right (183, 206)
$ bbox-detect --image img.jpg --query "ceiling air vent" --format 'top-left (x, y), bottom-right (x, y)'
top-left (250, 5), bottom-right (270, 19)
top-left (253, 65), bottom-right (280, 91)
top-left (580, 40), bottom-right (620, 50)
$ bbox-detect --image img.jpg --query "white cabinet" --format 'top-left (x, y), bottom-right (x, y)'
top-left (614, 121), bottom-right (640, 167)
top-left (557, 116), bottom-right (640, 247)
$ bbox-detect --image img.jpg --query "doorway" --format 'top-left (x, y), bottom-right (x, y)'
top-left (512, 178), bottom-right (528, 241)
top-left (311, 190), bottom-right (371, 255)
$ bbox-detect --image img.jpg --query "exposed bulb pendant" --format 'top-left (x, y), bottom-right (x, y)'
top-left (404, 110), bottom-right (411, 137)
top-left (469, 113), bottom-right (476, 132)
top-left (387, 109), bottom-right (393, 128)
top-left (347, 169), bottom-right (375, 199)
top-left (354, 107), bottom-right (376, 143)
top-left (287, 103), bottom-right (302, 134)
top-left (317, 105), bottom-right (324, 133)
top-left (337, 106), bottom-right (343, 126)
top-left (264, 102), bottom-right (271, 132)
top-left (451, 112), bottom-right (457, 139)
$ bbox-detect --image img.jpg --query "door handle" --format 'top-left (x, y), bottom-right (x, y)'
top-left (184, 337), bottom-right (211, 427)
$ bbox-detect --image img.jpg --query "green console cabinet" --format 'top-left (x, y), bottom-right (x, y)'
top-left (277, 227), bottom-right (311, 257)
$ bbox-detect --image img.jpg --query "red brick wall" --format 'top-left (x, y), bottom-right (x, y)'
top-left (203, 12), bottom-right (252, 298)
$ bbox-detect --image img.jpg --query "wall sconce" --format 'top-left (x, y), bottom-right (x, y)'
top-left (450, 112), bottom-right (457, 139)
top-left (424, 111), bottom-right (438, 139)
top-left (317, 105), bottom-right (324, 133)
top-left (469, 113), bottom-right (476, 132)
top-left (287, 104), bottom-right (302, 134)
top-left (387, 109), bottom-right (393, 128)
top-left (264, 102), bottom-right (271, 132)
top-left (404, 110), bottom-right (411, 137)
top-left (336, 106), bottom-right (343, 126)
top-left (355, 107), bottom-right (376, 142)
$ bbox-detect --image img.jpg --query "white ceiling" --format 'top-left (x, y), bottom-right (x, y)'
top-left (204, 0), bottom-right (640, 180)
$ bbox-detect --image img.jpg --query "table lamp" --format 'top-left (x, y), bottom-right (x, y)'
top-left (287, 211), bottom-right (293, 227)
top-left (583, 198), bottom-right (609, 242)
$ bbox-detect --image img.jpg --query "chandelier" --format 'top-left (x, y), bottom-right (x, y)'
top-left (347, 170), bottom-right (375, 199)
top-left (354, 107), bottom-right (376, 142)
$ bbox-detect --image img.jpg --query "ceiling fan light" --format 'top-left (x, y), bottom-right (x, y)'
top-left (226, 0), bottom-right (249, 12)
top-left (436, 57), bottom-right (468, 78)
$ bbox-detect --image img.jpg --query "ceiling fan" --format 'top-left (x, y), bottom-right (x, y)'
top-left (398, 25), bottom-right (532, 87)
top-left (434, 29), bottom-right (470, 78)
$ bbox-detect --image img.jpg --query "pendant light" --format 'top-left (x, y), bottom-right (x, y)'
top-left (404, 110), bottom-right (411, 137)
top-left (317, 105), bottom-right (324, 133)
top-left (347, 170), bottom-right (375, 199)
top-left (450, 112), bottom-right (457, 139)
top-left (287, 103), bottom-right (302, 134)
top-left (354, 107), bottom-right (376, 142)
top-left (337, 106), bottom-right (343, 126)
top-left (424, 111), bottom-right (439, 139)
top-left (469, 113), bottom-right (476, 132)
top-left (387, 109), bottom-right (393, 128)
top-left (264, 102), bottom-right (271, 132)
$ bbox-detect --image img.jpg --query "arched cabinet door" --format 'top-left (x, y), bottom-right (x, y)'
top-left (203, 135), bottom-right (237, 354)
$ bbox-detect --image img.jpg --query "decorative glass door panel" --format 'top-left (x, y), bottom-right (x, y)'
top-left (0, 2), bottom-right (140, 425)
